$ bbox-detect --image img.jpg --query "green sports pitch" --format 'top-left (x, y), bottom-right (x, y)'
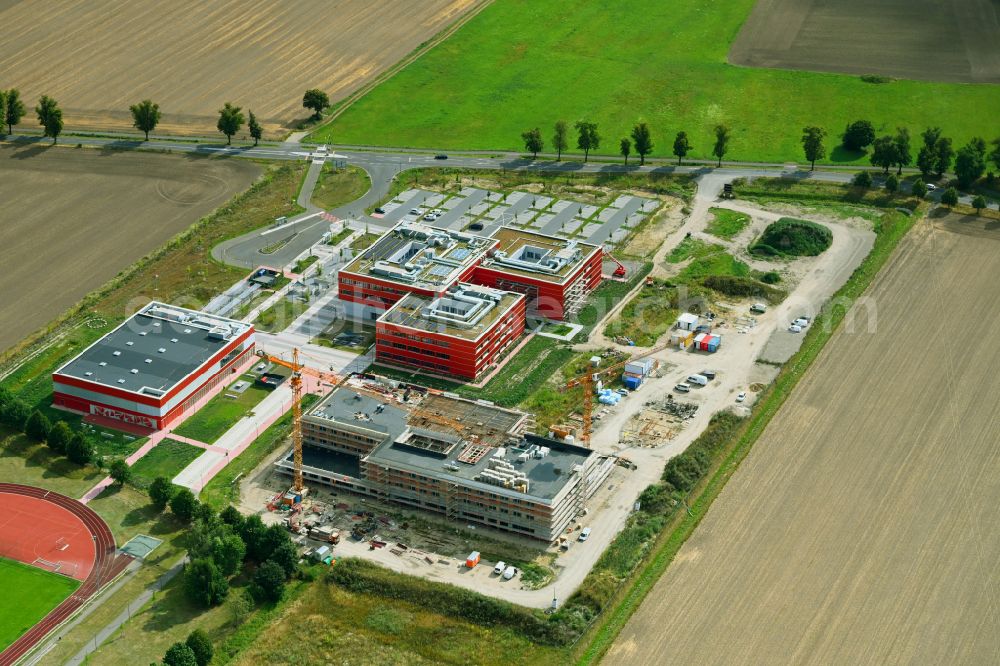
top-left (0, 557), bottom-right (79, 651)
top-left (313, 0), bottom-right (1000, 165)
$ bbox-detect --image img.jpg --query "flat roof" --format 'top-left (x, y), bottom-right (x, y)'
top-left (479, 226), bottom-right (601, 284)
top-left (55, 302), bottom-right (252, 397)
top-left (303, 385), bottom-right (586, 501)
top-left (377, 284), bottom-right (524, 341)
top-left (342, 221), bottom-right (495, 291)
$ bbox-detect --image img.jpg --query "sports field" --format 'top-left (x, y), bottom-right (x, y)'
top-left (0, 144), bottom-right (260, 352)
top-left (314, 0), bottom-right (1000, 163)
top-left (0, 0), bottom-right (479, 137)
top-left (0, 557), bottom-right (79, 652)
top-left (606, 217), bottom-right (1000, 664)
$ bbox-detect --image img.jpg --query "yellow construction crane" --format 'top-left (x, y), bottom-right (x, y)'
top-left (564, 343), bottom-right (669, 446)
top-left (256, 348), bottom-right (471, 495)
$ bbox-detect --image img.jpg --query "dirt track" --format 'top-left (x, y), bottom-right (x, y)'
top-left (606, 219), bottom-right (1000, 664)
top-left (0, 144), bottom-right (259, 352)
top-left (730, 0), bottom-right (1000, 83)
top-left (0, 0), bottom-right (478, 136)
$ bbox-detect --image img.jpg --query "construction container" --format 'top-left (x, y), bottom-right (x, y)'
top-left (313, 545), bottom-right (331, 561)
top-left (706, 335), bottom-right (721, 353)
top-left (623, 375), bottom-right (642, 391)
top-left (693, 333), bottom-right (707, 349)
top-left (466, 551), bottom-right (481, 568)
top-left (589, 356), bottom-right (601, 367)
top-left (676, 312), bottom-right (699, 331)
top-left (625, 359), bottom-right (655, 377)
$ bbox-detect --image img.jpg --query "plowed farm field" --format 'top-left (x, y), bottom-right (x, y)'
top-left (0, 144), bottom-right (260, 352)
top-left (0, 0), bottom-right (479, 137)
top-left (607, 218), bottom-right (1000, 664)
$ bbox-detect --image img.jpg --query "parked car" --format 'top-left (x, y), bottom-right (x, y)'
top-left (431, 208), bottom-right (444, 215)
top-left (793, 318), bottom-right (809, 328)
top-left (469, 222), bottom-right (484, 231)
top-left (410, 208), bottom-right (422, 215)
top-left (687, 374), bottom-right (709, 386)
top-left (493, 561), bottom-right (506, 575)
top-left (579, 527), bottom-right (592, 542)
top-left (750, 303), bottom-right (767, 314)
top-left (701, 370), bottom-right (717, 380)
top-left (502, 565), bottom-right (518, 580)
top-left (374, 207), bottom-right (385, 214)
top-left (674, 383), bottom-right (691, 393)
top-left (736, 391), bottom-right (747, 403)
top-left (435, 153), bottom-right (449, 160)
top-left (423, 213), bottom-right (437, 221)
top-left (789, 324), bottom-right (802, 333)
top-left (926, 183), bottom-right (937, 191)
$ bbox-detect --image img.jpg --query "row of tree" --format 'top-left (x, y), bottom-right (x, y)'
top-left (522, 120), bottom-right (732, 166)
top-left (0, 388), bottom-right (95, 465)
top-left (0, 88), bottom-right (331, 145)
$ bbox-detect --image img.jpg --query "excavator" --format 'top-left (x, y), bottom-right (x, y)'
top-left (256, 348), bottom-right (469, 496)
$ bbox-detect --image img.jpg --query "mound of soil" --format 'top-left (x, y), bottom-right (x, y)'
top-left (751, 218), bottom-right (832, 257)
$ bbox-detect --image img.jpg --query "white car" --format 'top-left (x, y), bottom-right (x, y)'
top-left (789, 324), bottom-right (802, 333)
top-left (410, 208), bottom-right (422, 215)
top-left (431, 208), bottom-right (444, 215)
top-left (793, 318), bottom-right (809, 328)
top-left (579, 527), bottom-right (592, 542)
top-left (502, 565), bottom-right (518, 580)
top-left (493, 561), bottom-right (506, 575)
top-left (736, 391), bottom-right (747, 403)
top-left (926, 183), bottom-right (937, 191)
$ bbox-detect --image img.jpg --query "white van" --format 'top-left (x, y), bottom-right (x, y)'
top-left (687, 374), bottom-right (709, 386)
top-left (579, 527), bottom-right (592, 542)
top-left (493, 561), bottom-right (506, 575)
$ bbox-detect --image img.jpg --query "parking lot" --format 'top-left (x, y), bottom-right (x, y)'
top-left (374, 187), bottom-right (659, 245)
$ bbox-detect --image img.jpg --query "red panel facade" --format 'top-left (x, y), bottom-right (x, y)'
top-left (375, 298), bottom-right (526, 380)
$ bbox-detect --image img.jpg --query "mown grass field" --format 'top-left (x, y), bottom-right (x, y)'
top-left (313, 0), bottom-right (1000, 164)
top-left (128, 439), bottom-right (203, 487)
top-left (0, 557), bottom-right (78, 651)
top-left (310, 165), bottom-right (371, 210)
top-left (174, 380), bottom-right (272, 443)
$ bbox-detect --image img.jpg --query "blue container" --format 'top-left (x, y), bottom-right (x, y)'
top-left (623, 375), bottom-right (642, 390)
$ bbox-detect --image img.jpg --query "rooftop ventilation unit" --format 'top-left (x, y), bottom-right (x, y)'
top-left (170, 338), bottom-right (178, 343)
top-left (126, 341), bottom-right (134, 346)
top-left (130, 369), bottom-right (139, 374)
top-left (139, 331), bottom-right (148, 336)
top-left (112, 351), bottom-right (122, 356)
top-left (144, 359), bottom-right (152, 364)
top-left (99, 361), bottom-right (107, 367)
top-left (158, 348), bottom-right (166, 353)
top-left (117, 379), bottom-right (126, 384)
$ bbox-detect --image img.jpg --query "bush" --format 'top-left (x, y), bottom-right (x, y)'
top-left (853, 170), bottom-right (872, 188)
top-left (750, 217), bottom-right (832, 257)
top-left (250, 560), bottom-right (286, 604)
top-left (885, 174), bottom-right (899, 192)
top-left (185, 629), bottom-right (213, 666)
top-left (109, 459), bottom-right (131, 486)
top-left (185, 558), bottom-right (229, 607)
top-left (149, 476), bottom-right (175, 511)
top-left (760, 270), bottom-right (781, 284)
top-left (701, 275), bottom-right (786, 303)
top-left (24, 410), bottom-right (51, 442)
top-left (163, 642), bottom-right (198, 666)
top-left (47, 420), bottom-right (73, 454)
top-left (170, 488), bottom-right (198, 522)
top-left (0, 398), bottom-right (31, 430)
top-left (911, 180), bottom-right (927, 198)
top-left (972, 195), bottom-right (987, 212)
top-left (66, 433), bottom-right (95, 465)
top-left (941, 187), bottom-right (959, 206)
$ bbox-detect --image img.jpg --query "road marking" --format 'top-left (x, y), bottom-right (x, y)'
top-left (259, 212), bottom-right (322, 236)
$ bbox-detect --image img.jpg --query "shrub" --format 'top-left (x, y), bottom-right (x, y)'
top-left (163, 642), bottom-right (198, 666)
top-left (109, 459), bottom-right (131, 486)
top-left (751, 217), bottom-right (832, 257)
top-left (149, 476), bottom-right (175, 511)
top-left (250, 560), bottom-right (286, 604)
top-left (701, 275), bottom-right (786, 303)
top-left (24, 410), bottom-right (51, 442)
top-left (46, 421), bottom-right (73, 454)
top-left (885, 174), bottom-right (899, 192)
top-left (66, 434), bottom-right (95, 465)
top-left (170, 488), bottom-right (198, 522)
top-left (972, 195), bottom-right (987, 212)
top-left (185, 629), bottom-right (213, 666)
top-left (760, 270), bottom-right (781, 284)
top-left (0, 398), bottom-right (31, 430)
top-left (853, 170), bottom-right (872, 188)
top-left (941, 187), bottom-right (959, 206)
top-left (911, 180), bottom-right (927, 198)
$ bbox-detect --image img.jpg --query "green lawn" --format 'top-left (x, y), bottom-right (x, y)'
top-left (310, 164), bottom-right (370, 210)
top-left (0, 557), bottom-right (79, 651)
top-left (255, 298), bottom-right (309, 333)
top-left (666, 237), bottom-right (725, 263)
top-left (128, 439), bottom-right (203, 488)
top-left (311, 0), bottom-right (999, 164)
top-left (705, 208), bottom-right (750, 240)
top-left (173, 379), bottom-right (272, 443)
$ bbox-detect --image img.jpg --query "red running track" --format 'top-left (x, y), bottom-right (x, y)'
top-left (0, 484), bottom-right (132, 666)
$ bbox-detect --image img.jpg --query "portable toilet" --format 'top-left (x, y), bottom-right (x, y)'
top-left (466, 551), bottom-right (481, 568)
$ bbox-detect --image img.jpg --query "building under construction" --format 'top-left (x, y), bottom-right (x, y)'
top-left (275, 379), bottom-right (614, 541)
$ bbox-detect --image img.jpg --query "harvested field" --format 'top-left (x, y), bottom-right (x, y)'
top-left (0, 144), bottom-right (260, 352)
top-left (607, 219), bottom-right (1000, 664)
top-left (730, 0), bottom-right (1000, 83)
top-left (0, 0), bottom-right (479, 136)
